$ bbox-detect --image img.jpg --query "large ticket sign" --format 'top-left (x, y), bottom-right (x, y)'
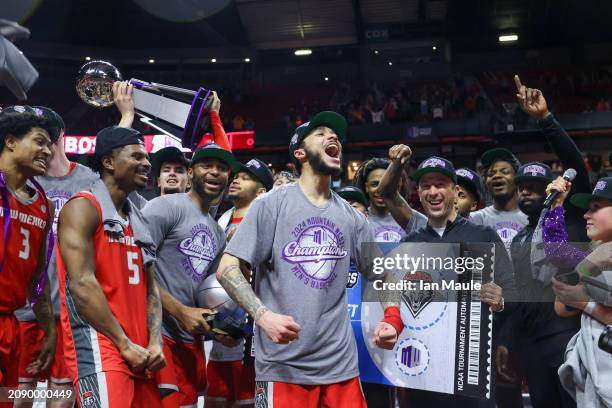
top-left (348, 242), bottom-right (494, 400)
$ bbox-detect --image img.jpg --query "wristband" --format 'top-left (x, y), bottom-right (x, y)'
top-left (382, 306), bottom-right (404, 336)
top-left (583, 301), bottom-right (597, 316)
top-left (254, 306), bottom-right (269, 322)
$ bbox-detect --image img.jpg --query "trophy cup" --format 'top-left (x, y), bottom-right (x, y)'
top-left (76, 60), bottom-right (212, 149)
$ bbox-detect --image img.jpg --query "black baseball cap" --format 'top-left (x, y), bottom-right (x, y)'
top-left (191, 143), bottom-right (239, 172)
top-left (151, 146), bottom-right (190, 178)
top-left (455, 168), bottom-right (484, 202)
top-left (514, 162), bottom-right (554, 185)
top-left (481, 148), bottom-right (521, 170)
top-left (570, 177), bottom-right (612, 210)
top-left (289, 111), bottom-right (347, 164)
top-left (412, 156), bottom-right (457, 185)
top-left (32, 106), bottom-right (65, 142)
top-left (94, 126), bottom-right (144, 156)
top-left (234, 158), bottom-right (274, 191)
top-left (336, 186), bottom-right (368, 207)
top-left (0, 105), bottom-right (61, 143)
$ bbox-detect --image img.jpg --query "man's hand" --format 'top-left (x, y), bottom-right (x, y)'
top-left (214, 334), bottom-right (240, 348)
top-left (210, 91), bottom-right (221, 113)
top-left (552, 279), bottom-right (590, 309)
top-left (256, 310), bottom-right (301, 344)
top-left (495, 345), bottom-right (517, 383)
top-left (480, 282), bottom-right (503, 312)
top-left (119, 339), bottom-right (151, 374)
top-left (178, 306), bottom-right (215, 335)
top-left (145, 342), bottom-right (166, 373)
top-left (514, 75), bottom-right (549, 120)
top-left (373, 322), bottom-right (398, 350)
top-left (26, 330), bottom-right (56, 375)
top-left (113, 81), bottom-right (135, 128)
top-left (546, 177), bottom-right (572, 209)
top-left (388, 144), bottom-right (412, 166)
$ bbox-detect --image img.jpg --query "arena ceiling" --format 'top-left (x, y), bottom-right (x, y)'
top-left (2, 0), bottom-right (612, 53)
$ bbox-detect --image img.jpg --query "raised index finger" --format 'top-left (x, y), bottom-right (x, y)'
top-left (514, 75), bottom-right (523, 91)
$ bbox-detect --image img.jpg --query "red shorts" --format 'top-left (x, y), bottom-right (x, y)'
top-left (254, 377), bottom-right (366, 408)
top-left (17, 320), bottom-right (71, 384)
top-left (206, 360), bottom-right (255, 404)
top-left (0, 314), bottom-right (19, 408)
top-left (75, 371), bottom-right (160, 408)
top-left (155, 335), bottom-right (206, 407)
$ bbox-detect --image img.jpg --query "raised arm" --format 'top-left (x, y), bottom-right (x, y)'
top-left (113, 81), bottom-right (136, 128)
top-left (209, 91), bottom-right (232, 151)
top-left (58, 197), bottom-right (150, 373)
top-left (378, 144), bottom-right (415, 229)
top-left (216, 253), bottom-right (301, 344)
top-left (29, 198), bottom-right (56, 374)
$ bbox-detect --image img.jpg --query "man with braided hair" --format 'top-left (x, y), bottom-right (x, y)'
top-left (354, 155), bottom-right (427, 243)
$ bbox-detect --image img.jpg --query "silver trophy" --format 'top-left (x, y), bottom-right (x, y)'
top-left (76, 60), bottom-right (212, 148)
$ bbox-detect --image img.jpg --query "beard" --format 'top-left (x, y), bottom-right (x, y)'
top-left (304, 146), bottom-right (342, 177)
top-left (518, 198), bottom-right (544, 217)
top-left (192, 177), bottom-right (222, 201)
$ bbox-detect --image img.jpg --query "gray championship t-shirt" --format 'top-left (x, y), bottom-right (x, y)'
top-left (368, 210), bottom-right (427, 243)
top-left (469, 206), bottom-right (528, 244)
top-left (15, 163), bottom-right (99, 322)
top-left (225, 183), bottom-right (374, 385)
top-left (142, 193), bottom-right (226, 343)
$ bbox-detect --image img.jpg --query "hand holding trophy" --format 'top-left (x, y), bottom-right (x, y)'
top-left (76, 60), bottom-right (212, 148)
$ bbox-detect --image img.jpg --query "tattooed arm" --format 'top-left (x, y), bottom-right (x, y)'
top-left (216, 253), bottom-right (301, 344)
top-left (145, 264), bottom-right (165, 372)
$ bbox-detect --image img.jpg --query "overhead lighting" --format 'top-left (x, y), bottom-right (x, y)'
top-left (324, 77), bottom-right (329, 81)
top-left (432, 46), bottom-right (437, 50)
top-left (268, 163), bottom-right (273, 167)
top-left (244, 58), bottom-right (251, 62)
top-left (85, 56), bottom-right (91, 61)
top-left (294, 49), bottom-right (312, 56)
top-left (388, 61), bottom-right (393, 66)
top-left (499, 34), bottom-right (518, 43)
top-left (148, 59), bottom-right (155, 64)
top-left (374, 50), bottom-right (379, 54)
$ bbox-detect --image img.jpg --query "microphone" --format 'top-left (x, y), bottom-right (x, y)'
top-left (543, 168), bottom-right (576, 208)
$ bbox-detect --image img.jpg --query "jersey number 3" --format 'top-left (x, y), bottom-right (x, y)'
top-left (127, 251), bottom-right (140, 285)
top-left (18, 228), bottom-right (30, 260)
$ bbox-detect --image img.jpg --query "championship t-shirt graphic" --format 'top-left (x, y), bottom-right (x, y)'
top-left (178, 223), bottom-right (217, 281)
top-left (281, 216), bottom-right (348, 290)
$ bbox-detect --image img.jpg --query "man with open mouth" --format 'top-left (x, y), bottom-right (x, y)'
top-left (470, 148), bottom-right (528, 245)
top-left (216, 111), bottom-right (403, 407)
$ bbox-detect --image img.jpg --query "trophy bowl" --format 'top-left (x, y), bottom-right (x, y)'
top-left (76, 60), bottom-right (123, 108)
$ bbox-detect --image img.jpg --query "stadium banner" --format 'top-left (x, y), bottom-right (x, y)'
top-left (347, 242), bottom-right (493, 400)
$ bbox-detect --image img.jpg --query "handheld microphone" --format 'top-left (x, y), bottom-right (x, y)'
top-left (543, 168), bottom-right (576, 208)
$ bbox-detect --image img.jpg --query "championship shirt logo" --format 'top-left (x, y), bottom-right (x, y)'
top-left (401, 271), bottom-right (435, 318)
top-left (523, 164), bottom-right (546, 176)
top-left (422, 158), bottom-right (445, 168)
top-left (495, 221), bottom-right (522, 241)
top-left (177, 223), bottom-right (217, 281)
top-left (282, 217), bottom-right (347, 289)
top-left (374, 224), bottom-right (404, 243)
top-left (47, 190), bottom-right (72, 233)
top-left (456, 169), bottom-right (474, 180)
top-left (595, 180), bottom-right (607, 191)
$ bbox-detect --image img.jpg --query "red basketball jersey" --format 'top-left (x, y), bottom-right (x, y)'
top-left (57, 191), bottom-right (149, 379)
top-left (0, 186), bottom-right (50, 314)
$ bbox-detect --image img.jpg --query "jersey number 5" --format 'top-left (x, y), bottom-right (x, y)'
top-left (127, 251), bottom-right (140, 285)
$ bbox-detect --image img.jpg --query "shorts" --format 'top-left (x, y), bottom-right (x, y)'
top-left (76, 371), bottom-right (160, 408)
top-left (17, 320), bottom-right (71, 384)
top-left (155, 335), bottom-right (206, 407)
top-left (206, 360), bottom-right (255, 405)
top-left (254, 377), bottom-right (366, 408)
top-left (0, 314), bottom-right (19, 407)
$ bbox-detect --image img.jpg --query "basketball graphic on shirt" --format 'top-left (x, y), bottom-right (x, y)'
top-left (282, 218), bottom-right (348, 285)
top-left (177, 223), bottom-right (217, 281)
